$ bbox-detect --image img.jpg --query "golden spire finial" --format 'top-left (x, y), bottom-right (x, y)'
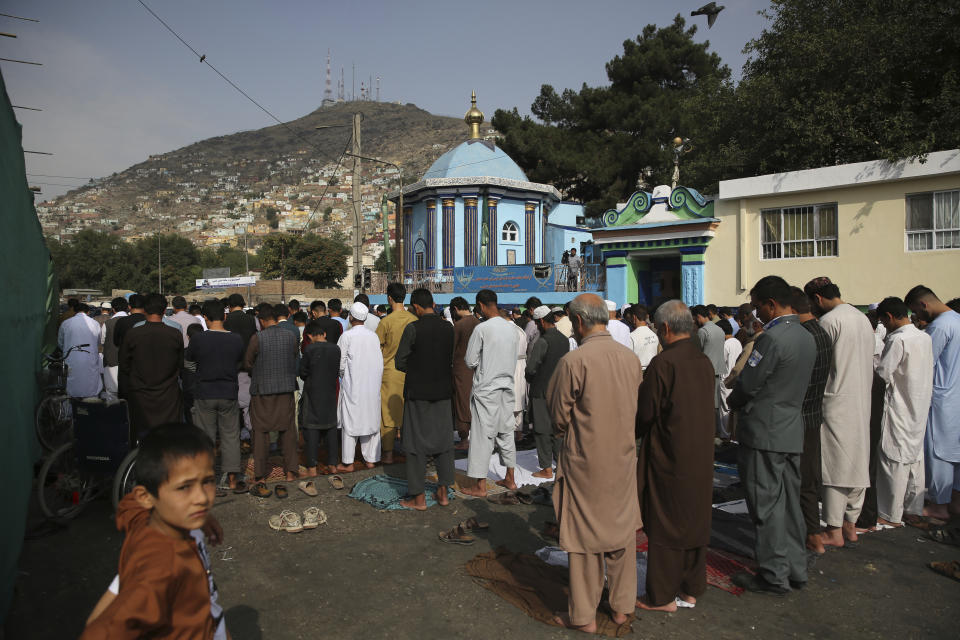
top-left (464, 90), bottom-right (484, 140)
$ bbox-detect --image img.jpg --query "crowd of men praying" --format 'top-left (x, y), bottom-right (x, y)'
top-left (55, 275), bottom-right (960, 634)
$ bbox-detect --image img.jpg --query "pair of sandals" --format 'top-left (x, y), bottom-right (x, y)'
top-left (250, 482), bottom-right (287, 499)
top-left (268, 507), bottom-right (327, 533)
top-left (438, 517), bottom-right (489, 545)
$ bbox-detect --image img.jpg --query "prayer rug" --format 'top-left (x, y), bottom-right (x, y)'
top-left (453, 449), bottom-right (555, 488)
top-left (348, 474), bottom-right (455, 511)
top-left (465, 548), bottom-right (633, 638)
top-left (636, 530), bottom-right (755, 596)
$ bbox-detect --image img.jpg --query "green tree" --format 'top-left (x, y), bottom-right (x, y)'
top-left (734, 0), bottom-right (960, 175)
top-left (198, 245), bottom-right (262, 275)
top-left (491, 15), bottom-right (731, 213)
top-left (323, 206), bottom-right (333, 222)
top-left (373, 243), bottom-right (394, 273)
top-left (49, 229), bottom-right (134, 293)
top-left (129, 233), bottom-right (200, 294)
top-left (259, 233), bottom-right (348, 287)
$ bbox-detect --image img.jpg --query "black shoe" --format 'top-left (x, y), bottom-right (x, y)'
top-left (732, 572), bottom-right (790, 596)
top-left (789, 579), bottom-right (807, 590)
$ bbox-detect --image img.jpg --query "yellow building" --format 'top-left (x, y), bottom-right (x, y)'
top-left (707, 149), bottom-right (960, 306)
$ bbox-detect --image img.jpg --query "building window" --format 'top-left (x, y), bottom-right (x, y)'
top-left (761, 203), bottom-right (837, 259)
top-left (906, 190), bottom-right (960, 251)
top-left (502, 221), bottom-right (518, 242)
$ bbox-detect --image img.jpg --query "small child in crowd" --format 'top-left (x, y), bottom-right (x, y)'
top-left (298, 318), bottom-right (342, 476)
top-left (81, 424), bottom-right (227, 639)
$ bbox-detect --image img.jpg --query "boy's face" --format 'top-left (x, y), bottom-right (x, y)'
top-left (140, 452), bottom-right (216, 538)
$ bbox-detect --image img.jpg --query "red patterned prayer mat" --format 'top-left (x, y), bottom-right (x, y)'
top-left (636, 529), bottom-right (756, 595)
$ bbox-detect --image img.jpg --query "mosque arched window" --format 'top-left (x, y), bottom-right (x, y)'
top-left (501, 221), bottom-right (519, 242)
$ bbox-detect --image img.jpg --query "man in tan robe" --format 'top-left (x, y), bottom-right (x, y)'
top-left (547, 293), bottom-right (643, 632)
top-left (805, 277), bottom-right (874, 547)
top-left (636, 300), bottom-right (716, 611)
top-left (450, 296), bottom-right (480, 450)
top-left (375, 282), bottom-right (416, 464)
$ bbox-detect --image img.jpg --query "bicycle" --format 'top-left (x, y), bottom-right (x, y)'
top-left (35, 344), bottom-right (91, 451)
top-left (36, 398), bottom-right (138, 522)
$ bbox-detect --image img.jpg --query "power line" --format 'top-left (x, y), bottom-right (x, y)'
top-left (0, 56), bottom-right (41, 65)
top-left (12, 105), bottom-right (42, 111)
top-left (303, 134), bottom-right (354, 230)
top-left (135, 0), bottom-right (341, 161)
top-left (0, 13), bottom-right (39, 22)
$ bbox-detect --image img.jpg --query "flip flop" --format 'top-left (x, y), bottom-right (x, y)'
top-left (275, 484), bottom-right (289, 499)
top-left (925, 527), bottom-right (960, 547)
top-left (487, 492), bottom-right (520, 505)
top-left (460, 517), bottom-right (489, 532)
top-left (298, 480), bottom-right (318, 497)
top-left (438, 524), bottom-right (475, 545)
top-left (328, 475), bottom-right (344, 490)
top-left (250, 482), bottom-right (272, 498)
top-left (929, 560), bottom-right (960, 582)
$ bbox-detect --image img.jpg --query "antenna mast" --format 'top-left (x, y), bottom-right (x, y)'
top-left (324, 49), bottom-right (332, 103)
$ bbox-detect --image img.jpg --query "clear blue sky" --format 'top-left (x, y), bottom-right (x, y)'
top-left (2, 0), bottom-right (771, 199)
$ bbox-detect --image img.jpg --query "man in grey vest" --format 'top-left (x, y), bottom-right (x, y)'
top-left (244, 303), bottom-right (300, 497)
top-left (526, 306), bottom-right (570, 479)
top-left (728, 276), bottom-right (816, 596)
top-left (693, 305), bottom-right (726, 439)
top-left (101, 297), bottom-right (129, 403)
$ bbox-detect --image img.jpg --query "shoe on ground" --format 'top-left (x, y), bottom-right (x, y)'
top-left (268, 510), bottom-right (303, 533)
top-left (732, 571), bottom-right (790, 596)
top-left (789, 579), bottom-right (807, 590)
top-left (302, 507), bottom-right (327, 529)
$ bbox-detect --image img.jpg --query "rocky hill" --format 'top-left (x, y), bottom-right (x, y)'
top-left (37, 101), bottom-right (476, 245)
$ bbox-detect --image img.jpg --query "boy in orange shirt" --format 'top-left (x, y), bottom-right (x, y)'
top-left (82, 424), bottom-right (227, 639)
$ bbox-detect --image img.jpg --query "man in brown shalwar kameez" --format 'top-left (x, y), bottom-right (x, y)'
top-left (244, 303), bottom-right (300, 496)
top-left (636, 299), bottom-right (716, 612)
top-left (547, 293), bottom-right (643, 633)
top-left (450, 296), bottom-right (480, 451)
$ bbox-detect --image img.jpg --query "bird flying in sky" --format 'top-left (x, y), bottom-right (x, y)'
top-left (691, 2), bottom-right (725, 28)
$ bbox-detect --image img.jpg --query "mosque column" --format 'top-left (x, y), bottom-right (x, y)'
top-left (680, 247), bottom-right (706, 306)
top-left (487, 196), bottom-right (499, 266)
top-left (442, 198), bottom-right (455, 269)
top-left (541, 202), bottom-right (548, 263)
top-left (525, 202), bottom-right (537, 264)
top-left (403, 206), bottom-right (413, 273)
top-left (464, 197), bottom-right (478, 266)
top-left (426, 199), bottom-right (436, 270)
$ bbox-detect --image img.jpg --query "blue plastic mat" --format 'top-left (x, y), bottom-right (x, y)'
top-left (347, 474), bottom-right (455, 511)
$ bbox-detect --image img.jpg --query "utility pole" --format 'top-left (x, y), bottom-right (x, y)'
top-left (352, 112), bottom-right (363, 292)
top-left (280, 239), bottom-right (286, 304)
top-left (157, 212), bottom-right (163, 295)
top-left (244, 229), bottom-right (251, 303)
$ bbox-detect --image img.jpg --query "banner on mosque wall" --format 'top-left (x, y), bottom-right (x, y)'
top-left (453, 265), bottom-right (556, 293)
top-left (195, 276), bottom-right (258, 289)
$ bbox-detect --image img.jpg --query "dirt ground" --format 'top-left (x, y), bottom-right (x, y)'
top-left (7, 460), bottom-right (960, 639)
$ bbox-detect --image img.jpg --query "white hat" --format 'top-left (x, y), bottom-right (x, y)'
top-left (532, 305), bottom-right (551, 320)
top-left (868, 303), bottom-right (879, 311)
top-left (605, 300), bottom-right (616, 312)
top-left (349, 301), bottom-right (368, 322)
top-left (551, 306), bottom-right (563, 312)
top-left (100, 301), bottom-right (112, 309)
top-left (443, 306), bottom-right (452, 320)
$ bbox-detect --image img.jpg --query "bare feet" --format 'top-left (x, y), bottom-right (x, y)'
top-left (610, 611), bottom-right (629, 625)
top-left (855, 525), bottom-right (877, 534)
top-left (678, 593), bottom-right (697, 606)
top-left (842, 520), bottom-right (859, 543)
top-left (336, 463), bottom-right (356, 473)
top-left (924, 503), bottom-right (951, 520)
top-left (459, 479), bottom-right (488, 498)
top-left (806, 533), bottom-right (825, 554)
top-left (820, 527), bottom-right (845, 548)
top-left (551, 611), bottom-right (597, 634)
top-left (305, 467), bottom-right (318, 478)
top-left (636, 595), bottom-right (677, 612)
top-left (364, 462), bottom-right (377, 469)
top-left (285, 472), bottom-right (297, 482)
top-left (399, 494), bottom-right (427, 511)
top-left (532, 468), bottom-right (554, 479)
top-left (433, 487), bottom-right (450, 506)
top-left (877, 517), bottom-right (903, 528)
top-left (496, 468), bottom-right (518, 491)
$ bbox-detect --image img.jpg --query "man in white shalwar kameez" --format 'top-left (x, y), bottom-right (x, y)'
top-left (905, 285), bottom-right (960, 520)
top-left (512, 321), bottom-right (528, 432)
top-left (58, 309), bottom-right (103, 399)
top-left (336, 302), bottom-right (384, 472)
top-left (461, 289), bottom-right (520, 497)
top-left (873, 297), bottom-right (933, 526)
top-left (805, 277), bottom-right (874, 546)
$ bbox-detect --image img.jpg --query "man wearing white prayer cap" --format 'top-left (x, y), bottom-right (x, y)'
top-left (335, 300), bottom-right (384, 471)
top-left (605, 300), bottom-right (632, 349)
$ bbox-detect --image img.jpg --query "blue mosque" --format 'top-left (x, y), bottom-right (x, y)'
top-left (372, 93), bottom-right (718, 308)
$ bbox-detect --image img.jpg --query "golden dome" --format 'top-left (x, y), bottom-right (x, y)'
top-left (464, 91), bottom-right (484, 139)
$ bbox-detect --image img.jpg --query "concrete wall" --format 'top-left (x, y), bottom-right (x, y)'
top-left (706, 173), bottom-right (960, 306)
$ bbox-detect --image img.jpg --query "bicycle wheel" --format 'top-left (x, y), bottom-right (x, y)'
top-left (35, 395), bottom-right (73, 451)
top-left (36, 442), bottom-right (97, 521)
top-left (112, 448), bottom-right (139, 511)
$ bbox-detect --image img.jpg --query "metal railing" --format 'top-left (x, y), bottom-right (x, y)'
top-left (366, 264), bottom-right (603, 295)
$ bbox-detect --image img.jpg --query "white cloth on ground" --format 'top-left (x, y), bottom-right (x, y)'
top-left (455, 448), bottom-right (555, 487)
top-left (535, 546), bottom-right (648, 598)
